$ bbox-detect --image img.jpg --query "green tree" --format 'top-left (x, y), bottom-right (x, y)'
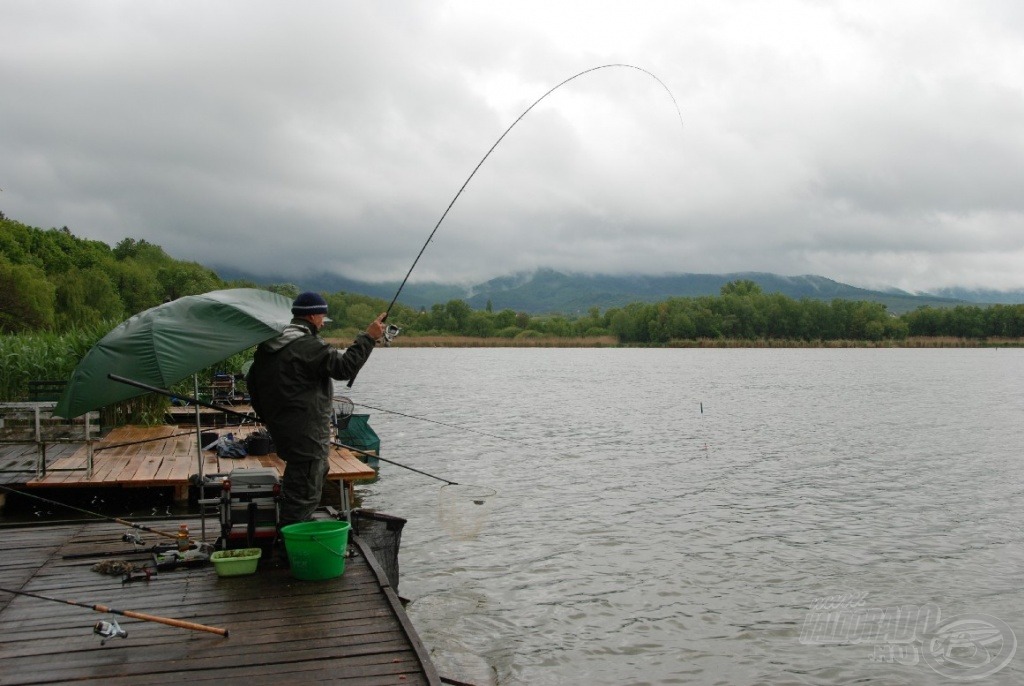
top-left (464, 311), bottom-right (495, 337)
top-left (720, 279), bottom-right (763, 297)
top-left (113, 237), bottom-right (168, 263)
top-left (155, 262), bottom-right (223, 301)
top-left (493, 309), bottom-right (517, 329)
top-left (54, 267), bottom-right (124, 329)
top-left (108, 260), bottom-right (162, 315)
top-left (444, 300), bottom-right (472, 333)
top-left (0, 261), bottom-right (56, 332)
top-left (268, 283), bottom-right (300, 300)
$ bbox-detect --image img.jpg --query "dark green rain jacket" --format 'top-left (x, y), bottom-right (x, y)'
top-left (246, 318), bottom-right (375, 462)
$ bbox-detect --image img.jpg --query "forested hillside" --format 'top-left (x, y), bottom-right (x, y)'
top-left (2, 215), bottom-right (1023, 345)
top-left (0, 216), bottom-right (224, 333)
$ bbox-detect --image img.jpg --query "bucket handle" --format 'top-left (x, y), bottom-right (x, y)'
top-left (311, 535), bottom-right (347, 558)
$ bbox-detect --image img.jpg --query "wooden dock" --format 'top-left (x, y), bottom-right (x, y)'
top-left (0, 518), bottom-right (441, 684)
top-left (0, 444), bottom-right (79, 486)
top-left (19, 425), bottom-right (376, 501)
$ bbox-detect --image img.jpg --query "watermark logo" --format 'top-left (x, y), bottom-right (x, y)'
top-left (922, 614), bottom-right (1016, 680)
top-left (800, 594), bottom-right (1016, 681)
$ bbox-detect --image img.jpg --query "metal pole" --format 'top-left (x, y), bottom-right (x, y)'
top-left (194, 374), bottom-right (206, 541)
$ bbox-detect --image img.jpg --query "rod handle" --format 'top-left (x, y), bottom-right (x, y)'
top-left (97, 605), bottom-right (229, 637)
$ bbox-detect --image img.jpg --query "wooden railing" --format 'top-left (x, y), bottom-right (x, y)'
top-left (0, 402), bottom-right (101, 478)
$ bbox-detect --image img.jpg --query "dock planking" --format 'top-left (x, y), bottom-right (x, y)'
top-left (0, 444), bottom-right (81, 486)
top-left (0, 519), bottom-right (440, 685)
top-left (21, 425), bottom-right (376, 500)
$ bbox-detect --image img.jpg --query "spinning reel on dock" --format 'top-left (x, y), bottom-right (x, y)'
top-left (94, 620), bottom-right (128, 645)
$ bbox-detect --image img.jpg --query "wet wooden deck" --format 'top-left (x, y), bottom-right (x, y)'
top-left (0, 444), bottom-right (80, 486)
top-left (0, 519), bottom-right (440, 685)
top-left (20, 425), bottom-right (376, 500)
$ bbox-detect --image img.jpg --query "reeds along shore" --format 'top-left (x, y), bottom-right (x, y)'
top-left (326, 335), bottom-right (1024, 349)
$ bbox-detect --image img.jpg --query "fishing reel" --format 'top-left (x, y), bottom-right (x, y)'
top-left (94, 619), bottom-right (128, 645)
top-left (382, 323), bottom-right (400, 347)
top-left (121, 531), bottom-right (144, 548)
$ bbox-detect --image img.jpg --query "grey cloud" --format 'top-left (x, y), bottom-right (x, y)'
top-left (2, 1), bottom-right (1023, 292)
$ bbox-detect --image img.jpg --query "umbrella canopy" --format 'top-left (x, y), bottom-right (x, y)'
top-left (54, 288), bottom-right (294, 418)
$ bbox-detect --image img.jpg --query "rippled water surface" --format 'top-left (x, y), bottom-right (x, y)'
top-left (349, 348), bottom-right (1024, 685)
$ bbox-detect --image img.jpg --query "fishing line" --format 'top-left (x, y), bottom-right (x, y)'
top-left (351, 401), bottom-right (534, 449)
top-left (333, 440), bottom-right (458, 486)
top-left (109, 375), bottom-right (498, 537)
top-left (385, 63), bottom-right (684, 315)
top-left (700, 401), bottom-right (709, 454)
top-left (335, 441), bottom-right (496, 541)
top-left (105, 375), bottom-right (466, 485)
top-left (93, 429), bottom-right (205, 453)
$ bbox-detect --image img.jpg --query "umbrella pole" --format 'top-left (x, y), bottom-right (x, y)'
top-left (194, 374), bottom-right (206, 542)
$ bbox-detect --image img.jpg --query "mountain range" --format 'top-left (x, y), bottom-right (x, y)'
top-left (212, 265), bottom-right (1024, 315)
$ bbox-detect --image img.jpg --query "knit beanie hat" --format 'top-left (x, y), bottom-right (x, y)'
top-left (291, 291), bottom-right (329, 316)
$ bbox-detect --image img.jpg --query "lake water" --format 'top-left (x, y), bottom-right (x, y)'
top-left (347, 348), bottom-right (1024, 685)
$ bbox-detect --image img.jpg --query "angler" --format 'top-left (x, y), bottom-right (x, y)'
top-left (245, 292), bottom-right (388, 527)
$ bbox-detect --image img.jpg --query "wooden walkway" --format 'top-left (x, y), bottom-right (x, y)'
top-left (0, 519), bottom-right (440, 685)
top-left (21, 425), bottom-right (376, 500)
top-left (0, 444), bottom-right (80, 486)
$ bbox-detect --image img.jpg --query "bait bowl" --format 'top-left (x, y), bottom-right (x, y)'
top-left (210, 548), bottom-right (262, 577)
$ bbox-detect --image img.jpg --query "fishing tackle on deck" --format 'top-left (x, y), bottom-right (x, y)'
top-left (0, 483), bottom-right (182, 542)
top-left (385, 63), bottom-right (684, 315)
top-left (0, 586), bottom-right (229, 638)
top-left (93, 619), bottom-right (128, 645)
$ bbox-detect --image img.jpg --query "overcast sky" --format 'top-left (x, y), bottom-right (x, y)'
top-left (2, 1), bottom-right (1024, 293)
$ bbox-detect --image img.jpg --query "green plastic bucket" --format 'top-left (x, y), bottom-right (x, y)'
top-left (280, 520), bottom-right (350, 581)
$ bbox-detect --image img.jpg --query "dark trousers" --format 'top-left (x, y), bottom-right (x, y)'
top-left (279, 458), bottom-right (329, 526)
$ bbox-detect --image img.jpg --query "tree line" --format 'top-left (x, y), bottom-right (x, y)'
top-left (388, 279), bottom-right (1024, 342)
top-left (2, 216), bottom-right (1023, 343)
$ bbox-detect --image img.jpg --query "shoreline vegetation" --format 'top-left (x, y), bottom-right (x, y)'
top-left (5, 218), bottom-right (1022, 418)
top-left (329, 335), bottom-right (1024, 348)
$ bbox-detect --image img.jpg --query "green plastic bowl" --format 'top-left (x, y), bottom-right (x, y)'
top-left (211, 548), bottom-right (262, 577)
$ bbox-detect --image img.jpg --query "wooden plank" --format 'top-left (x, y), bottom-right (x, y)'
top-left (0, 519), bottom-right (438, 686)
top-left (128, 453), bottom-right (162, 483)
top-left (20, 424), bottom-right (374, 505)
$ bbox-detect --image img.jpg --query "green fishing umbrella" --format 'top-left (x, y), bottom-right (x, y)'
top-left (54, 288), bottom-right (293, 418)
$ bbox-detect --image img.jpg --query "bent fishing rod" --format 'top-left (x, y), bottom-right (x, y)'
top-left (346, 66), bottom-right (681, 390)
top-left (384, 63), bottom-right (684, 316)
top-left (0, 586), bottom-right (228, 638)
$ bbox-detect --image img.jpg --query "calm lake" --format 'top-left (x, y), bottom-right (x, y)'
top-left (348, 348), bottom-right (1024, 685)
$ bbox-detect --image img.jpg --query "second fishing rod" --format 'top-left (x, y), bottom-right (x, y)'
top-left (107, 374), bottom-right (462, 487)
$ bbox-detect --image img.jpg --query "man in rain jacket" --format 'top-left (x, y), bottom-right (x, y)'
top-left (246, 291), bottom-right (386, 526)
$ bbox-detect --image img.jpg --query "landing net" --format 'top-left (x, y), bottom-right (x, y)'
top-left (438, 484), bottom-right (497, 541)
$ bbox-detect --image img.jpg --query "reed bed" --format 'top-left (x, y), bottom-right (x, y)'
top-left (0, 324), bottom-right (251, 425)
top-left (0, 325), bottom-right (107, 401)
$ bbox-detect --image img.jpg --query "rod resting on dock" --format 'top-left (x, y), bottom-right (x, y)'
top-left (0, 586), bottom-right (229, 637)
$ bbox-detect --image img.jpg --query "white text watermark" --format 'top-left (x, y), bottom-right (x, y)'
top-left (800, 593), bottom-right (1016, 680)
